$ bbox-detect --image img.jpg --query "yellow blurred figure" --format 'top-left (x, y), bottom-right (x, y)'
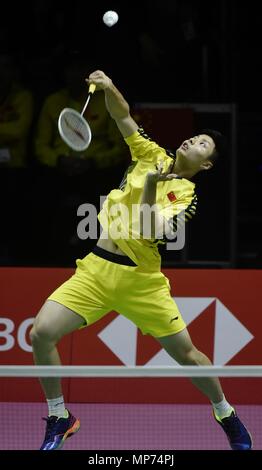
top-left (34, 55), bottom-right (127, 171)
top-left (0, 55), bottom-right (33, 168)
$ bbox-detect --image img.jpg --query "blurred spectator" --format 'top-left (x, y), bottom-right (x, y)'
top-left (34, 53), bottom-right (127, 176)
top-left (0, 54), bottom-right (33, 167)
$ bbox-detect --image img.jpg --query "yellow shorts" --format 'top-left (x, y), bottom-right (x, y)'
top-left (48, 248), bottom-right (186, 338)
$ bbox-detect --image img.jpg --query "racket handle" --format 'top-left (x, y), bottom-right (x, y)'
top-left (81, 84), bottom-right (96, 116)
top-left (88, 83), bottom-right (96, 94)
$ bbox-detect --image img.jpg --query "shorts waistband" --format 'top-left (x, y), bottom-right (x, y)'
top-left (92, 245), bottom-right (137, 267)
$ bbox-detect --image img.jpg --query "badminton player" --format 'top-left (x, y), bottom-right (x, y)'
top-left (30, 70), bottom-right (252, 451)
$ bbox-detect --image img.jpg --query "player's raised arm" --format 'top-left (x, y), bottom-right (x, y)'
top-left (87, 70), bottom-right (138, 138)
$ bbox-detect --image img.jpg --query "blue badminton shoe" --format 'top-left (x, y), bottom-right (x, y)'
top-left (40, 410), bottom-right (80, 450)
top-left (214, 410), bottom-right (252, 450)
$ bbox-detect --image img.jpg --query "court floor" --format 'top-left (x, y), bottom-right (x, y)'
top-left (0, 403), bottom-right (260, 450)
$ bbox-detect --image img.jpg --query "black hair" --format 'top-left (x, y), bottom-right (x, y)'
top-left (200, 128), bottom-right (227, 163)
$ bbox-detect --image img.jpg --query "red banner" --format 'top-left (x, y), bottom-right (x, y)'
top-left (0, 268), bottom-right (261, 404)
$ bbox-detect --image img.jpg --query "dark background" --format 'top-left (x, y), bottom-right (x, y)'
top-left (0, 0), bottom-right (261, 268)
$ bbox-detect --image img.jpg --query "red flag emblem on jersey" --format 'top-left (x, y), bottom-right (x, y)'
top-left (167, 191), bottom-right (176, 202)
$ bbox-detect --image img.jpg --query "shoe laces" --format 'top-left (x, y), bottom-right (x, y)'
top-left (42, 416), bottom-right (60, 440)
top-left (223, 415), bottom-right (242, 439)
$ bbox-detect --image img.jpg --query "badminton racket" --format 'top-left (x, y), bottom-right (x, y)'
top-left (58, 83), bottom-right (96, 152)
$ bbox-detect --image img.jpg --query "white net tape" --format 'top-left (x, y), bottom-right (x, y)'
top-left (0, 365), bottom-right (262, 377)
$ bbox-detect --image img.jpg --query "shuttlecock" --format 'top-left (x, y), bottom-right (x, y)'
top-left (103, 10), bottom-right (119, 27)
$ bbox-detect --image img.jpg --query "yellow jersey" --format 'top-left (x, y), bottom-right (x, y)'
top-left (98, 129), bottom-right (197, 272)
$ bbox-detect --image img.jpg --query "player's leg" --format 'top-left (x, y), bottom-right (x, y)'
top-left (30, 299), bottom-right (85, 399)
top-left (115, 268), bottom-right (252, 450)
top-left (29, 251), bottom-right (114, 450)
top-left (157, 329), bottom-right (252, 450)
top-left (29, 300), bottom-right (85, 450)
top-left (157, 328), bottom-right (224, 403)
top-left (31, 251), bottom-right (115, 404)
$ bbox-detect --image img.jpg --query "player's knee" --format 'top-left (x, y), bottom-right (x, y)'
top-left (176, 346), bottom-right (201, 366)
top-left (29, 322), bottom-right (57, 346)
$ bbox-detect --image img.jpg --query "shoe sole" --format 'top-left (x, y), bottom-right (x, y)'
top-left (230, 432), bottom-right (253, 451)
top-left (249, 432), bottom-right (253, 450)
top-left (56, 419), bottom-right (81, 450)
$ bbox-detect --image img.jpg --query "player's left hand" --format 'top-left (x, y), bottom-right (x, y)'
top-left (146, 161), bottom-right (177, 182)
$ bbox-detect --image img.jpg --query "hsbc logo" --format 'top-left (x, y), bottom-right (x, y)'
top-left (0, 318), bottom-right (34, 352)
top-left (98, 298), bottom-right (254, 366)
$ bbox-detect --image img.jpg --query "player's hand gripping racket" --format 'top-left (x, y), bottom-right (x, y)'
top-left (58, 83), bottom-right (96, 151)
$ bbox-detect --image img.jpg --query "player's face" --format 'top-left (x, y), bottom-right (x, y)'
top-left (176, 134), bottom-right (215, 169)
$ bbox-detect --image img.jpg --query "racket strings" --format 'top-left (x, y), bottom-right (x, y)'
top-left (62, 113), bottom-right (88, 141)
top-left (63, 113), bottom-right (86, 142)
top-left (59, 109), bottom-right (91, 151)
top-left (58, 84), bottom-right (95, 151)
top-left (66, 93), bottom-right (90, 136)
